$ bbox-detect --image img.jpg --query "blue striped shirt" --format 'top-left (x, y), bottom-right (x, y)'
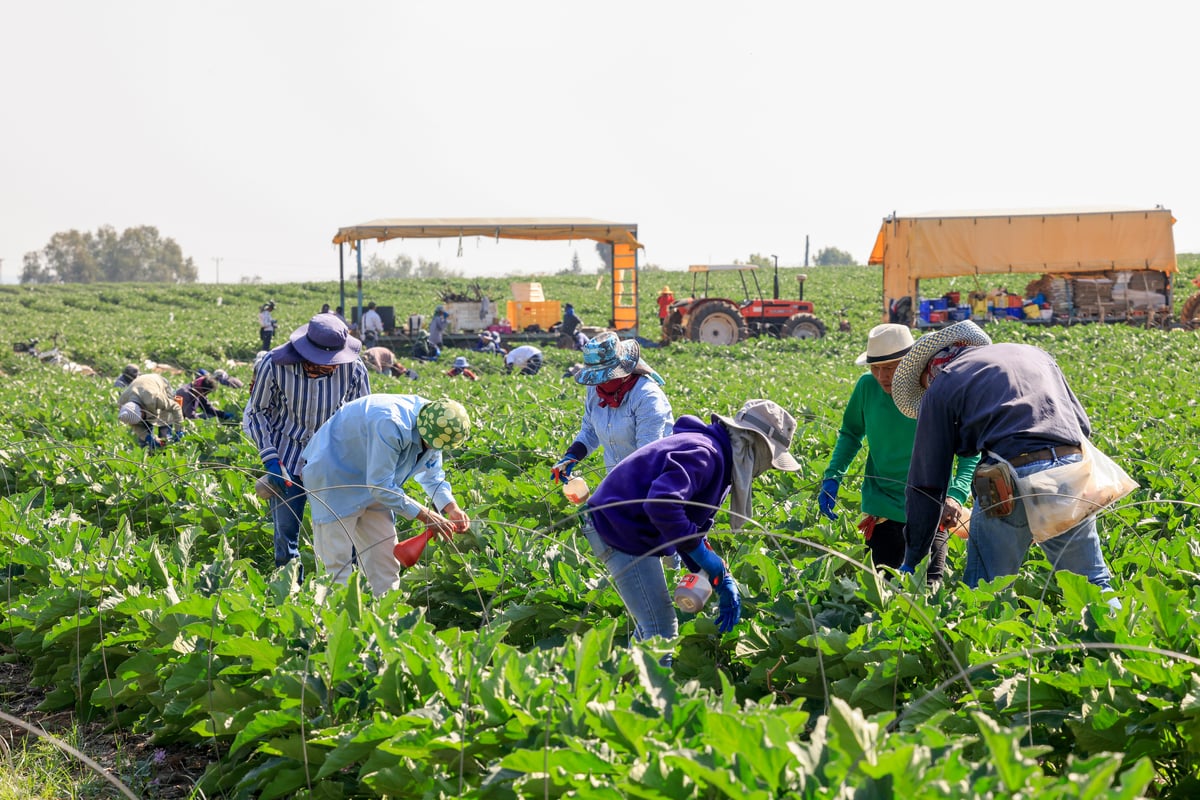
top-left (242, 354), bottom-right (371, 475)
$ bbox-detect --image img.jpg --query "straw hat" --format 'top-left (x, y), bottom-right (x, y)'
top-left (891, 321), bottom-right (992, 419)
top-left (855, 324), bottom-right (915, 366)
top-left (715, 399), bottom-right (801, 472)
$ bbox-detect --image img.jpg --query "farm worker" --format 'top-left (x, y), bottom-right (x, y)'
top-left (446, 356), bottom-right (478, 380)
top-left (300, 395), bottom-right (471, 596)
top-left (561, 304), bottom-right (583, 338)
top-left (504, 345), bottom-right (544, 375)
top-left (891, 320), bottom-right (1116, 591)
top-left (817, 324), bottom-right (978, 581)
top-left (363, 346), bottom-right (417, 379)
top-left (361, 302), bottom-right (384, 349)
top-left (117, 373), bottom-right (185, 450)
top-left (552, 331), bottom-right (674, 481)
top-left (174, 374), bottom-right (233, 421)
top-left (411, 329), bottom-right (441, 362)
top-left (582, 399), bottom-right (801, 656)
top-left (258, 301), bottom-right (276, 351)
top-left (473, 330), bottom-right (504, 355)
top-left (656, 286), bottom-right (675, 328)
top-left (243, 313), bottom-right (371, 570)
top-left (428, 307), bottom-right (450, 348)
top-left (211, 368), bottom-right (244, 389)
top-left (113, 363), bottom-right (139, 389)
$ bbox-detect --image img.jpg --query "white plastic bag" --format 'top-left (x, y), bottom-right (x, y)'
top-left (1011, 440), bottom-right (1138, 543)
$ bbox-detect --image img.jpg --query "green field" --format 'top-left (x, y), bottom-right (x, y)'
top-left (2, 263), bottom-right (1200, 798)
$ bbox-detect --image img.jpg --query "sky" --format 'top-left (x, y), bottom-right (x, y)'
top-left (3, 1), bottom-right (1198, 285)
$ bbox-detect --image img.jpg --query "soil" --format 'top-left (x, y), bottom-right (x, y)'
top-left (0, 659), bottom-right (212, 799)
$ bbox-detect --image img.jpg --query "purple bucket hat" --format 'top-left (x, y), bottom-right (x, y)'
top-left (289, 313), bottom-right (362, 365)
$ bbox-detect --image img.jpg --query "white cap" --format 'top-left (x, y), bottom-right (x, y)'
top-left (118, 401), bottom-right (142, 426)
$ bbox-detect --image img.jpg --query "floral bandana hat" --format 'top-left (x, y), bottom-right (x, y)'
top-left (416, 398), bottom-right (471, 449)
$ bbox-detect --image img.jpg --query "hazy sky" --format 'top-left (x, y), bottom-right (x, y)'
top-left (3, 1), bottom-right (1197, 285)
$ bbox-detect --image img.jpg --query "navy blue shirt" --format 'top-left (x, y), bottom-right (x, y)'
top-left (904, 343), bottom-right (1091, 568)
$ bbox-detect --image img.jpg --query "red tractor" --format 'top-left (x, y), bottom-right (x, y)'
top-left (663, 264), bottom-right (827, 345)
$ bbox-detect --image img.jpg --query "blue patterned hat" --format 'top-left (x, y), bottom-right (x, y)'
top-left (576, 332), bottom-right (645, 386)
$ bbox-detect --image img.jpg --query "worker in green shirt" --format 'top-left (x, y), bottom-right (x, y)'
top-left (817, 324), bottom-right (979, 582)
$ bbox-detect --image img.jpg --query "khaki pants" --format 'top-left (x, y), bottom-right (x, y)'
top-left (312, 504), bottom-right (401, 596)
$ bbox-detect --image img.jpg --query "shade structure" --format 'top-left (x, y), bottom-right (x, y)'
top-left (869, 206), bottom-right (1177, 320)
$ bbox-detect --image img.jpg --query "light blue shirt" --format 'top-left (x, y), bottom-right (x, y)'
top-left (300, 394), bottom-right (456, 525)
top-left (573, 378), bottom-right (674, 472)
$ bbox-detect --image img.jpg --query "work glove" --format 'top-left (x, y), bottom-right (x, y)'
top-left (681, 538), bottom-right (727, 580)
top-left (898, 564), bottom-right (915, 576)
top-left (551, 455), bottom-right (579, 484)
top-left (217, 410), bottom-right (233, 421)
top-left (142, 435), bottom-right (162, 452)
top-left (713, 573), bottom-right (741, 633)
top-left (170, 428), bottom-right (186, 442)
top-left (264, 459), bottom-right (290, 495)
top-left (818, 479), bottom-right (840, 521)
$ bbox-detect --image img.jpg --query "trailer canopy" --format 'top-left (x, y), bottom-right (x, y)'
top-left (869, 206), bottom-right (1177, 318)
top-left (333, 217), bottom-right (641, 249)
top-left (332, 217), bottom-right (643, 333)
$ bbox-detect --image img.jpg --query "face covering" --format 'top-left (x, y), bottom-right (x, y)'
top-left (725, 426), bottom-right (774, 532)
top-left (302, 361), bottom-right (337, 379)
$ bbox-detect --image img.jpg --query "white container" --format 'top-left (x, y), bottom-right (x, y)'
top-left (673, 572), bottom-right (712, 613)
top-left (563, 476), bottom-right (590, 504)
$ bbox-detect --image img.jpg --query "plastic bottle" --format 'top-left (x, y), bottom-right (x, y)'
top-left (563, 475), bottom-right (590, 504)
top-left (673, 572), bottom-right (713, 613)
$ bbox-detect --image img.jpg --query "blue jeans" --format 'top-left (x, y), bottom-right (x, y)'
top-left (965, 454), bottom-right (1113, 591)
top-left (582, 519), bottom-right (677, 643)
top-left (270, 480), bottom-right (308, 568)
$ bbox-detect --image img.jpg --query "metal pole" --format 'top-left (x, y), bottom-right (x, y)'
top-left (212, 257), bottom-right (222, 284)
top-left (771, 254), bottom-right (779, 299)
top-left (355, 242), bottom-right (364, 335)
top-left (338, 243), bottom-right (345, 315)
top-left (804, 236), bottom-right (810, 267)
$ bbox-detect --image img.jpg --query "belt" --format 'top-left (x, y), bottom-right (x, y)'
top-left (1007, 444), bottom-right (1082, 468)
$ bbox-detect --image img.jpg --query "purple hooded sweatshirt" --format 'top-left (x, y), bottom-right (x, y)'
top-left (587, 415), bottom-right (732, 558)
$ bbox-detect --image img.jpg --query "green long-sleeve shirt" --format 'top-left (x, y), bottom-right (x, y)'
top-left (822, 373), bottom-right (977, 521)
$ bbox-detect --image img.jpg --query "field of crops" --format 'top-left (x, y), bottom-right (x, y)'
top-left (2, 263), bottom-right (1200, 798)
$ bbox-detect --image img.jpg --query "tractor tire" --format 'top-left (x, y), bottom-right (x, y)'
top-left (686, 301), bottom-right (748, 345)
top-left (1181, 291), bottom-right (1200, 331)
top-left (781, 313), bottom-right (827, 340)
top-left (664, 310), bottom-right (685, 342)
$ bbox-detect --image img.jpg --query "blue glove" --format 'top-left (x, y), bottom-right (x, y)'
top-left (217, 410), bottom-right (233, 421)
top-left (142, 435), bottom-right (161, 452)
top-left (551, 455), bottom-right (579, 484)
top-left (682, 538), bottom-right (727, 579)
top-left (818, 478), bottom-right (840, 521)
top-left (713, 573), bottom-right (741, 632)
top-left (170, 428), bottom-right (186, 442)
top-left (264, 459), bottom-right (291, 494)
top-left (898, 564), bottom-right (915, 575)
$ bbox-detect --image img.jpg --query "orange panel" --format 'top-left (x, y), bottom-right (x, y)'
top-left (612, 243), bottom-right (639, 332)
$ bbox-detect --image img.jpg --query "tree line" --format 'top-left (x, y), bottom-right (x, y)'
top-left (20, 225), bottom-right (197, 284)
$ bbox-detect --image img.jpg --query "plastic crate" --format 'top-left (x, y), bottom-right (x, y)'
top-left (506, 300), bottom-right (561, 331)
top-left (510, 282), bottom-right (545, 302)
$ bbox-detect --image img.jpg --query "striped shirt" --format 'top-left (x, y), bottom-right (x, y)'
top-left (242, 354), bottom-right (371, 476)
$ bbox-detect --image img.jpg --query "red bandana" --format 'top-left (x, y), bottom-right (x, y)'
top-left (596, 375), bottom-right (639, 408)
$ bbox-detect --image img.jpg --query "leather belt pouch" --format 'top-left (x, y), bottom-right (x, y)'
top-left (973, 462), bottom-right (1016, 517)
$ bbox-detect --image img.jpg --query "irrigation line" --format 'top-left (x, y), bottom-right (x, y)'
top-left (0, 709), bottom-right (140, 800)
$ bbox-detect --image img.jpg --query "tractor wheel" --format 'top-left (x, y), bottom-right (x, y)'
top-left (1181, 291), bottom-right (1200, 330)
top-left (686, 301), bottom-right (748, 345)
top-left (664, 310), bottom-right (685, 342)
top-left (781, 313), bottom-right (827, 340)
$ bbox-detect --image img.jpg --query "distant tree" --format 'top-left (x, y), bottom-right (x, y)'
top-left (746, 253), bottom-right (774, 270)
top-left (570, 251), bottom-right (582, 273)
top-left (814, 246), bottom-right (856, 266)
top-left (239, 275), bottom-right (264, 284)
top-left (363, 254), bottom-right (459, 279)
top-left (19, 225), bottom-right (198, 284)
top-left (595, 242), bottom-right (613, 272)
